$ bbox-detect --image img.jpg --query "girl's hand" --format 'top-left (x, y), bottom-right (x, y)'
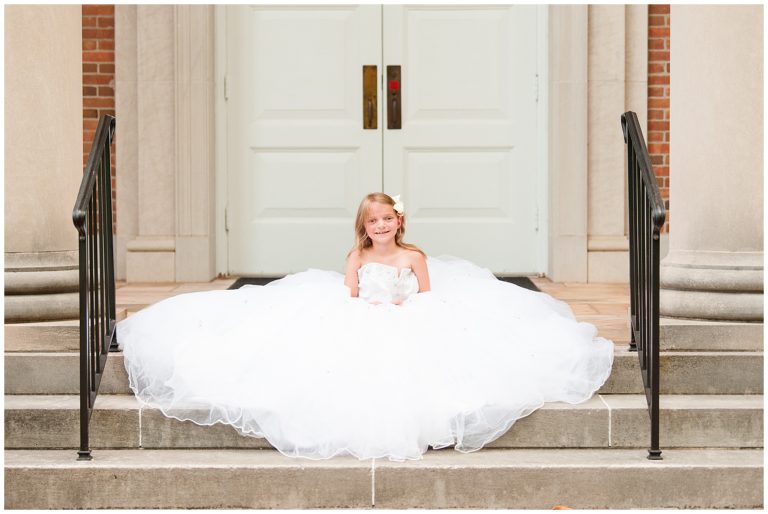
top-left (392, 298), bottom-right (403, 306)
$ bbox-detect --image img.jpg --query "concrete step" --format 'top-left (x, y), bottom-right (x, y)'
top-left (5, 348), bottom-right (764, 395)
top-left (5, 319), bottom-right (761, 353)
top-left (4, 448), bottom-right (762, 508)
top-left (4, 309), bottom-right (126, 353)
top-left (5, 394), bottom-right (763, 450)
top-left (4, 321), bottom-right (79, 352)
top-left (602, 348), bottom-right (763, 394)
top-left (660, 317), bottom-right (763, 351)
top-left (5, 352), bottom-right (128, 394)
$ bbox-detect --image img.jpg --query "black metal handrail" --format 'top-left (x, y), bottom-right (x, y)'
top-left (621, 111), bottom-right (665, 460)
top-left (72, 114), bottom-right (117, 461)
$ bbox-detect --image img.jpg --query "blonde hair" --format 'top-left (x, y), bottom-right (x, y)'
top-left (348, 192), bottom-right (425, 257)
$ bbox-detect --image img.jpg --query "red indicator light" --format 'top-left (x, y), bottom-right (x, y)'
top-left (389, 80), bottom-right (400, 91)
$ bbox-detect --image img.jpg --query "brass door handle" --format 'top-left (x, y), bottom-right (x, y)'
top-left (363, 65), bottom-right (377, 129)
top-left (387, 65), bottom-right (401, 130)
top-left (367, 98), bottom-right (373, 126)
top-left (391, 96), bottom-right (398, 128)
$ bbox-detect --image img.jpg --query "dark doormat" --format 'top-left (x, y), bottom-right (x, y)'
top-left (496, 276), bottom-right (540, 292)
top-left (228, 277), bottom-right (282, 289)
top-left (229, 275), bottom-right (540, 292)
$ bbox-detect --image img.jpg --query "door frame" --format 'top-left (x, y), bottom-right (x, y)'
top-left (535, 4), bottom-right (549, 275)
top-left (214, 5), bottom-right (228, 275)
top-left (213, 5), bottom-right (549, 276)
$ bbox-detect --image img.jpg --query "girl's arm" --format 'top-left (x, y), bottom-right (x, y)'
top-left (344, 251), bottom-right (362, 297)
top-left (411, 252), bottom-right (431, 293)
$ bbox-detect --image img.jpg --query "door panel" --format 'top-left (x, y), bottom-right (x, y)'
top-left (226, 5), bottom-right (543, 275)
top-left (382, 5), bottom-right (541, 273)
top-left (227, 6), bottom-right (382, 274)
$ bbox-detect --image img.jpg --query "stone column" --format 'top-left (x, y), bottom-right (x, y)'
top-left (4, 6), bottom-right (83, 321)
top-left (661, 5), bottom-right (763, 321)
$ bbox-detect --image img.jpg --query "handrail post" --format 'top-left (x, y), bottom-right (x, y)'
top-left (649, 225), bottom-right (662, 460)
top-left (621, 111), bottom-right (664, 460)
top-left (73, 114), bottom-right (117, 460)
top-left (105, 123), bottom-right (118, 351)
top-left (627, 143), bottom-right (638, 352)
top-left (77, 228), bottom-right (92, 461)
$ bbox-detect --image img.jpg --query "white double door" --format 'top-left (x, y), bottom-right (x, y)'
top-left (226, 5), bottom-right (544, 275)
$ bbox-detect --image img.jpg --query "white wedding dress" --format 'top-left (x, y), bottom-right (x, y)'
top-left (118, 256), bottom-right (614, 461)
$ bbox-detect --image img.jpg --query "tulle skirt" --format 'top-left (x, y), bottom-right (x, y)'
top-left (118, 256), bottom-right (614, 461)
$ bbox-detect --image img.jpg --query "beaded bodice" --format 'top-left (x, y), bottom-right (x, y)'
top-left (357, 262), bottom-right (419, 304)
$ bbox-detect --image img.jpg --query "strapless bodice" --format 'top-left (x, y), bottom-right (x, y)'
top-left (357, 262), bottom-right (419, 304)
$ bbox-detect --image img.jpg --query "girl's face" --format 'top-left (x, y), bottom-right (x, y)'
top-left (364, 202), bottom-right (401, 245)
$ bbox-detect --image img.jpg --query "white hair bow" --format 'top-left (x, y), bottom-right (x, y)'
top-left (392, 195), bottom-right (404, 215)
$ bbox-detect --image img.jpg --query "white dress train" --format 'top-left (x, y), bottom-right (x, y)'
top-left (118, 256), bottom-right (614, 461)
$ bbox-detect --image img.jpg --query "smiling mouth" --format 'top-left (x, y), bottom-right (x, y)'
top-left (374, 230), bottom-right (390, 235)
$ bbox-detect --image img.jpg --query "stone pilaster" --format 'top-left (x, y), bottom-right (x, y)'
top-left (173, 5), bottom-right (216, 282)
top-left (115, 5), bottom-right (138, 281)
top-left (586, 5), bottom-right (648, 283)
top-left (4, 6), bottom-right (83, 321)
top-left (119, 5), bottom-right (216, 282)
top-left (549, 5), bottom-right (647, 283)
top-left (548, 5), bottom-right (588, 282)
top-left (661, 5), bottom-right (763, 321)
top-left (124, 5), bottom-right (176, 281)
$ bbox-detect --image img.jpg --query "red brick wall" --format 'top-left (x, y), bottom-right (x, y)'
top-left (648, 5), bottom-right (670, 233)
top-left (82, 5), bottom-right (116, 233)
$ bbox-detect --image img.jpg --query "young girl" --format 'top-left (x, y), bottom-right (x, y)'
top-left (118, 192), bottom-right (614, 461)
top-left (344, 192), bottom-right (430, 304)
